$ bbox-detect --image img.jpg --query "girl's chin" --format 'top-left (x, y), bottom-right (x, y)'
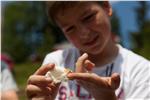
top-left (82, 48), bottom-right (103, 55)
top-left (88, 51), bottom-right (102, 55)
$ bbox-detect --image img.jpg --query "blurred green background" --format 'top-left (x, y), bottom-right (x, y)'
top-left (1, 1), bottom-right (150, 100)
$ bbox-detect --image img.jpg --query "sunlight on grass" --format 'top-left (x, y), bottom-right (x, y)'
top-left (14, 62), bottom-right (42, 100)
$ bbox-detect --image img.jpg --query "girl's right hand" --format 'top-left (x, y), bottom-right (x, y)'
top-left (26, 63), bottom-right (60, 100)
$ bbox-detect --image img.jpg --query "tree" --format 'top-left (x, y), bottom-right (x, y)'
top-left (131, 1), bottom-right (150, 59)
top-left (111, 11), bottom-right (120, 36)
top-left (111, 10), bottom-right (122, 45)
top-left (1, 1), bottom-right (55, 62)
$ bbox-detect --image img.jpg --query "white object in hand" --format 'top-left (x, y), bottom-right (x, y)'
top-left (45, 66), bottom-right (71, 83)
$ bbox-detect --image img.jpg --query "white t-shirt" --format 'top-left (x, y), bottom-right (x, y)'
top-left (42, 45), bottom-right (150, 100)
top-left (1, 61), bottom-right (18, 92)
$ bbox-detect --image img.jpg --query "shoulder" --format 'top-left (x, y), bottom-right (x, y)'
top-left (42, 47), bottom-right (79, 66)
top-left (117, 46), bottom-right (150, 98)
top-left (1, 61), bottom-right (8, 71)
top-left (118, 45), bottom-right (150, 83)
top-left (1, 61), bottom-right (18, 91)
top-left (1, 61), bottom-right (11, 75)
top-left (118, 45), bottom-right (149, 66)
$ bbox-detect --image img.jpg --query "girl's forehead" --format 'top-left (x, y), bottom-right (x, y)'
top-left (47, 1), bottom-right (104, 25)
top-left (56, 2), bottom-right (99, 19)
top-left (55, 2), bottom-right (99, 26)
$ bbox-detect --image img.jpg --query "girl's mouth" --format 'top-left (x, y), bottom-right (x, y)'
top-left (84, 35), bottom-right (99, 46)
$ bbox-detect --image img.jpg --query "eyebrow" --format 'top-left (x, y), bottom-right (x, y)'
top-left (61, 24), bottom-right (74, 32)
top-left (80, 8), bottom-right (93, 18)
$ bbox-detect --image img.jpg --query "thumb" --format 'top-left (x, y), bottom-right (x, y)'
top-left (84, 60), bottom-right (95, 71)
top-left (110, 73), bottom-right (120, 90)
top-left (75, 53), bottom-right (88, 73)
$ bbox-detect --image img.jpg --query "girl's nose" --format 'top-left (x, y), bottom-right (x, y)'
top-left (77, 25), bottom-right (90, 39)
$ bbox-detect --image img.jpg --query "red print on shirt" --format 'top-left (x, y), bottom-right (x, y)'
top-left (58, 86), bottom-right (67, 100)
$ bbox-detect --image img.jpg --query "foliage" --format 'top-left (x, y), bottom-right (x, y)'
top-left (131, 1), bottom-right (150, 59)
top-left (2, 33), bottom-right (31, 62)
top-left (14, 62), bottom-right (41, 100)
top-left (111, 11), bottom-right (121, 36)
top-left (2, 1), bottom-right (55, 62)
top-left (36, 25), bottom-right (55, 59)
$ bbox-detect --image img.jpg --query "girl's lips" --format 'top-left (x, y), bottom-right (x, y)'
top-left (84, 35), bottom-right (99, 46)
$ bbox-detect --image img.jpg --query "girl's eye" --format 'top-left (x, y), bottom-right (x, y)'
top-left (65, 26), bottom-right (74, 33)
top-left (83, 13), bottom-right (96, 22)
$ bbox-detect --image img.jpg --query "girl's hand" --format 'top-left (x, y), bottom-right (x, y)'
top-left (26, 64), bottom-right (60, 100)
top-left (68, 53), bottom-right (120, 100)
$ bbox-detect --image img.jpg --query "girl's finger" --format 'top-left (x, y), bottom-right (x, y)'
top-left (34, 63), bottom-right (55, 75)
top-left (84, 60), bottom-right (95, 71)
top-left (76, 53), bottom-right (88, 73)
top-left (26, 84), bottom-right (52, 98)
top-left (27, 75), bottom-right (52, 86)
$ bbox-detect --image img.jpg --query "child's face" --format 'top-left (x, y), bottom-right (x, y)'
top-left (55, 2), bottom-right (112, 55)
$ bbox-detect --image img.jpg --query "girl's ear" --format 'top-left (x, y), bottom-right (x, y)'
top-left (101, 1), bottom-right (113, 16)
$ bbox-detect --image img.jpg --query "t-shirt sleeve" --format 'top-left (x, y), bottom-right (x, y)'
top-left (42, 53), bottom-right (57, 66)
top-left (125, 61), bottom-right (150, 99)
top-left (42, 50), bottom-right (64, 67)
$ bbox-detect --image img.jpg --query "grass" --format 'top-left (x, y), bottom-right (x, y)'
top-left (14, 61), bottom-right (42, 100)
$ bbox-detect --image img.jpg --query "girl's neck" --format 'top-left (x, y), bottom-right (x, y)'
top-left (82, 40), bottom-right (119, 67)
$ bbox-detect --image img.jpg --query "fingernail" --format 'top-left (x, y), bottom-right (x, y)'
top-left (67, 73), bottom-right (74, 80)
top-left (45, 76), bottom-right (52, 82)
top-left (47, 63), bottom-right (55, 69)
top-left (82, 53), bottom-right (88, 58)
top-left (67, 73), bottom-right (72, 78)
top-left (48, 63), bottom-right (54, 66)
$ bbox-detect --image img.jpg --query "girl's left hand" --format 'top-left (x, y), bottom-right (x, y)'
top-left (67, 53), bottom-right (120, 100)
